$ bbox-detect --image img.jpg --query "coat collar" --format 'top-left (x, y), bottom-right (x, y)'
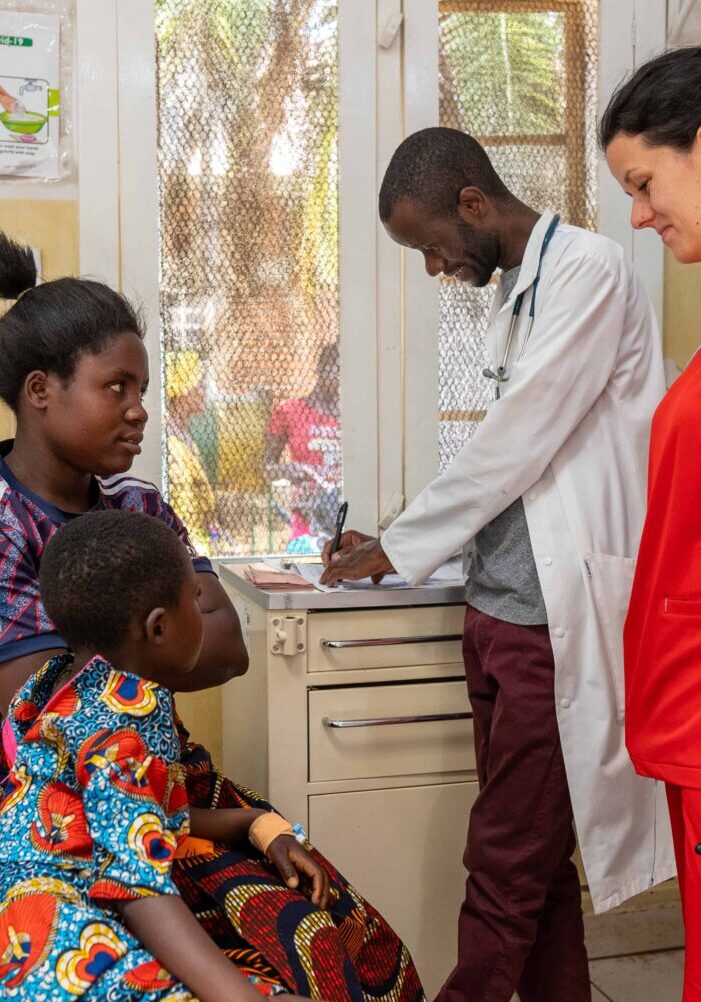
top-left (495, 209), bottom-right (558, 314)
top-left (484, 209), bottom-right (558, 366)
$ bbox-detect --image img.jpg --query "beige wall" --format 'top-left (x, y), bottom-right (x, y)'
top-left (0, 407), bottom-right (13, 441)
top-left (0, 198), bottom-right (79, 279)
top-left (176, 688), bottom-right (223, 766)
top-left (664, 249), bottom-right (701, 368)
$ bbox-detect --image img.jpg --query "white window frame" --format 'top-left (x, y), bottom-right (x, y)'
top-left (77, 0), bottom-right (162, 488)
top-left (75, 0), bottom-right (666, 542)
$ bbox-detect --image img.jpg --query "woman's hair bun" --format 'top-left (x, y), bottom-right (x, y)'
top-left (0, 232), bottom-right (37, 300)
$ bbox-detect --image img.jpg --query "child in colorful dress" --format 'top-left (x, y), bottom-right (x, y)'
top-left (0, 509), bottom-right (294, 1001)
top-left (0, 234), bottom-right (424, 1001)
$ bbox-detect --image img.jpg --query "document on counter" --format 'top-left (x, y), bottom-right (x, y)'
top-left (242, 562), bottom-right (316, 591)
top-left (269, 556), bottom-right (464, 593)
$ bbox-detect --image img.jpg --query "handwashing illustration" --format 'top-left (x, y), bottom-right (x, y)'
top-left (0, 77), bottom-right (48, 141)
top-left (0, 11), bottom-right (61, 178)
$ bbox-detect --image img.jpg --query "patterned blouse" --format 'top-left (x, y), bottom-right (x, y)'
top-left (0, 653), bottom-right (189, 900)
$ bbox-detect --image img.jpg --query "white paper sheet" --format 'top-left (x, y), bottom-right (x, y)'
top-left (270, 556), bottom-right (464, 593)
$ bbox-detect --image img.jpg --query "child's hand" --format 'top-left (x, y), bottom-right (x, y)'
top-left (266, 835), bottom-right (331, 909)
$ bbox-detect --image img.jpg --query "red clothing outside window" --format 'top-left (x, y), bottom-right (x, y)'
top-left (267, 398), bottom-right (339, 538)
top-left (267, 398), bottom-right (339, 467)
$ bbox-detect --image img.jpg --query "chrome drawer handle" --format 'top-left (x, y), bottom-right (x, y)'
top-left (322, 712), bottom-right (472, 729)
top-left (321, 634), bottom-right (462, 649)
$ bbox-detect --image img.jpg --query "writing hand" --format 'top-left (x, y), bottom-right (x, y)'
top-left (321, 529), bottom-right (372, 565)
top-left (320, 534), bottom-right (395, 586)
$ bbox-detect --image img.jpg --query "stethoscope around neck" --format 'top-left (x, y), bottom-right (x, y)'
top-left (482, 213), bottom-right (560, 399)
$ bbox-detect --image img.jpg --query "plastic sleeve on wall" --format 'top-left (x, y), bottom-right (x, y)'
top-left (0, 0), bottom-right (74, 182)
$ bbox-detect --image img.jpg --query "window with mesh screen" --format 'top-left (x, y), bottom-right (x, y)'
top-left (155, 0), bottom-right (340, 557)
top-left (438, 0), bottom-right (599, 471)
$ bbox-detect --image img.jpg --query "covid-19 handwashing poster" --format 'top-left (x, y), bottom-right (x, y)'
top-left (0, 12), bottom-right (60, 179)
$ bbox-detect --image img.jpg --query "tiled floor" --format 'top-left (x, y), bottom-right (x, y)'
top-left (507, 887), bottom-right (686, 1000)
top-left (589, 949), bottom-right (684, 1001)
top-left (581, 882), bottom-right (685, 1001)
top-left (509, 949), bottom-right (684, 1001)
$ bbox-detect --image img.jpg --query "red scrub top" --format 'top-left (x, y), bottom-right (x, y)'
top-left (625, 350), bottom-right (701, 788)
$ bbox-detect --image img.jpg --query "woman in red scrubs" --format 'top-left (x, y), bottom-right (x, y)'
top-left (602, 46), bottom-right (701, 1000)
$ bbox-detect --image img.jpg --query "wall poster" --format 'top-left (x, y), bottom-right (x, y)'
top-left (0, 11), bottom-right (60, 178)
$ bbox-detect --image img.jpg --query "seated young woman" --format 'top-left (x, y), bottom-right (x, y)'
top-left (0, 509), bottom-right (318, 1001)
top-left (0, 234), bottom-right (424, 1002)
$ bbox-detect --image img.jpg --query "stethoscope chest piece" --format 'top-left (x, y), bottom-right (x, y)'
top-left (482, 364), bottom-right (509, 399)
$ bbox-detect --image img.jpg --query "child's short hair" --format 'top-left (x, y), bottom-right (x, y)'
top-left (39, 511), bottom-right (191, 651)
top-left (0, 230), bottom-right (144, 413)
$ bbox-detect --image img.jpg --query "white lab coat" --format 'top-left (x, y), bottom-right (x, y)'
top-left (382, 210), bottom-right (675, 912)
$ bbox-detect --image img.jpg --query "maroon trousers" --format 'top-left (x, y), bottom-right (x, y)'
top-left (436, 606), bottom-right (591, 1002)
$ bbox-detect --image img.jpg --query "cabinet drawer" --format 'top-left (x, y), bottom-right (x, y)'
top-left (309, 781), bottom-right (478, 999)
top-left (307, 605), bottom-right (465, 672)
top-left (309, 679), bottom-right (474, 781)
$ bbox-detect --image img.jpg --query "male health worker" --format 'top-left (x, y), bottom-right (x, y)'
top-left (321, 127), bottom-right (674, 1002)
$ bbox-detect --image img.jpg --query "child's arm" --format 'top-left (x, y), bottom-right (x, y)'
top-left (117, 894), bottom-right (314, 1002)
top-left (117, 894), bottom-right (260, 1002)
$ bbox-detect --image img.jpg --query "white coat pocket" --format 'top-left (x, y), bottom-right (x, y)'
top-left (584, 552), bottom-right (636, 718)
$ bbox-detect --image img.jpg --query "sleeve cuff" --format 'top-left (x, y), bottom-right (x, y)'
top-left (89, 880), bottom-right (179, 903)
top-left (192, 557), bottom-right (215, 575)
top-left (381, 531), bottom-right (426, 587)
top-left (0, 632), bottom-right (67, 666)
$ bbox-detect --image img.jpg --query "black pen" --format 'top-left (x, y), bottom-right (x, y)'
top-left (330, 501), bottom-right (349, 556)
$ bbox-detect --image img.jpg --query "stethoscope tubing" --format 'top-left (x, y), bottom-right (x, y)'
top-left (483, 213), bottom-right (560, 389)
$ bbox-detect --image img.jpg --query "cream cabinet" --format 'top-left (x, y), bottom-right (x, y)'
top-left (219, 564), bottom-right (471, 998)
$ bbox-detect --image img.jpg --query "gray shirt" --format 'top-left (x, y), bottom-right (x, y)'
top-left (464, 266), bottom-right (548, 626)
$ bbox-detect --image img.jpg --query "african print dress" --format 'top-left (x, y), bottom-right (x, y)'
top-left (0, 654), bottom-right (196, 1001)
top-left (175, 734), bottom-right (425, 1002)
